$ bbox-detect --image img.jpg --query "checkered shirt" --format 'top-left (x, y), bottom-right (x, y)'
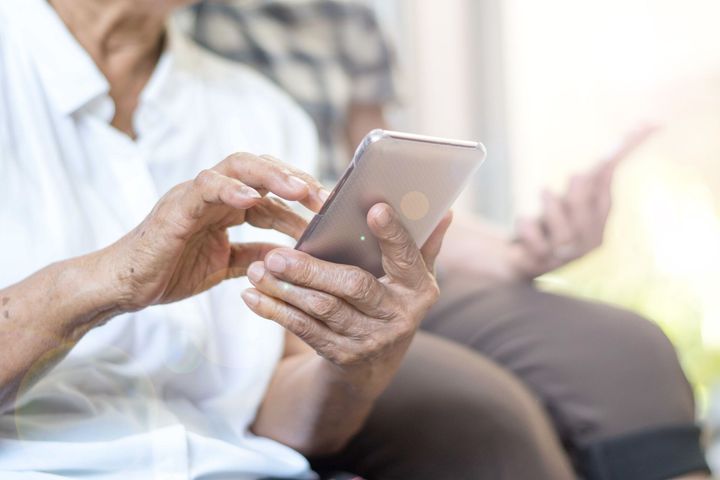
top-left (189, 0), bottom-right (397, 183)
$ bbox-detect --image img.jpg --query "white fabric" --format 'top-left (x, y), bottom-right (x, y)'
top-left (0, 0), bottom-right (319, 478)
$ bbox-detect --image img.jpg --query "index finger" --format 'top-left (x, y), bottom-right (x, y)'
top-left (601, 124), bottom-right (659, 170)
top-left (215, 152), bottom-right (330, 213)
top-left (587, 124), bottom-right (658, 204)
top-left (260, 154), bottom-right (331, 212)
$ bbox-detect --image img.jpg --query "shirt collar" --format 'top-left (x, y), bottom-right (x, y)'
top-left (0, 0), bottom-right (110, 116)
top-left (1, 0), bottom-right (187, 126)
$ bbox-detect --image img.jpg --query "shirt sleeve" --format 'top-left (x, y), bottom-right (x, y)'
top-left (336, 2), bottom-right (398, 106)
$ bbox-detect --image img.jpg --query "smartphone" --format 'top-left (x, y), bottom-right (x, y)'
top-left (295, 129), bottom-right (486, 277)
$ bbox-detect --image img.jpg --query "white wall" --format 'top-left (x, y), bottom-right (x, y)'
top-left (373, 0), bottom-right (511, 218)
top-left (373, 0), bottom-right (720, 221)
top-left (500, 0), bottom-right (720, 215)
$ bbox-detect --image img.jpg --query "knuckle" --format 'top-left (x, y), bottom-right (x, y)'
top-left (293, 258), bottom-right (317, 286)
top-left (290, 315), bottom-right (314, 341)
top-left (259, 153), bottom-right (281, 164)
top-left (259, 154), bottom-right (286, 173)
top-left (362, 336), bottom-right (384, 358)
top-left (245, 204), bottom-right (273, 229)
top-left (228, 151), bottom-right (254, 163)
top-left (227, 152), bottom-right (255, 171)
top-left (328, 350), bottom-right (353, 366)
top-left (375, 306), bottom-right (397, 322)
top-left (312, 338), bottom-right (333, 354)
top-left (308, 293), bottom-right (343, 319)
top-left (345, 268), bottom-right (375, 301)
top-left (385, 223), bottom-right (407, 244)
top-left (394, 246), bottom-right (419, 271)
top-left (194, 169), bottom-right (215, 189)
top-left (341, 350), bottom-right (363, 366)
top-left (395, 316), bottom-right (418, 338)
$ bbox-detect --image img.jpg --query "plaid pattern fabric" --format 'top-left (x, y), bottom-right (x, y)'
top-left (189, 0), bottom-right (396, 183)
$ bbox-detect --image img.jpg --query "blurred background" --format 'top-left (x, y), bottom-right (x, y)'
top-left (369, 0), bottom-right (720, 429)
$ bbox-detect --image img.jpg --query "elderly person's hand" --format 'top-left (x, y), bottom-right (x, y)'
top-left (108, 153), bottom-right (328, 311)
top-left (244, 203), bottom-right (451, 387)
top-left (242, 203), bottom-right (452, 454)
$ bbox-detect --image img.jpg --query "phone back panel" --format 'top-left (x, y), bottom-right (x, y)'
top-left (295, 130), bottom-right (486, 277)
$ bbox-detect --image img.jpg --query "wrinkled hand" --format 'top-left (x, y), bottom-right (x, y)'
top-left (510, 126), bottom-right (657, 278)
top-left (242, 204), bottom-right (452, 373)
top-left (109, 153), bottom-right (328, 311)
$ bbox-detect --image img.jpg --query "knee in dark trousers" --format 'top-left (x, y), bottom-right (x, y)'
top-left (311, 332), bottom-right (575, 480)
top-left (422, 279), bottom-right (707, 478)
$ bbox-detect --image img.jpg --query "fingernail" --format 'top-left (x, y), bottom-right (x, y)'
top-left (241, 289), bottom-right (260, 307)
top-left (376, 207), bottom-right (392, 228)
top-left (287, 176), bottom-right (308, 191)
top-left (247, 262), bottom-right (265, 283)
top-left (319, 189), bottom-right (331, 203)
top-left (266, 253), bottom-right (287, 273)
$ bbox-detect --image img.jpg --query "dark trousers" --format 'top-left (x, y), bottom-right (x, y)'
top-left (312, 276), bottom-right (709, 479)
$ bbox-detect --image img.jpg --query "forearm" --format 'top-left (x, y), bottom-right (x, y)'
top-left (0, 249), bottom-right (123, 411)
top-left (436, 213), bottom-right (522, 284)
top-left (253, 349), bottom-right (406, 456)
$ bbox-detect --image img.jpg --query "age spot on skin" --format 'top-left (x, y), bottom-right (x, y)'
top-left (1, 297), bottom-right (8, 306)
top-left (3, 311), bottom-right (8, 319)
top-left (130, 268), bottom-right (135, 274)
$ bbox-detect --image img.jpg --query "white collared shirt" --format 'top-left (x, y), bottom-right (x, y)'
top-left (0, 1), bottom-right (318, 478)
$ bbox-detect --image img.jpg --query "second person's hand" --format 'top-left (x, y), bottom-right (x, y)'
top-left (511, 125), bottom-right (658, 279)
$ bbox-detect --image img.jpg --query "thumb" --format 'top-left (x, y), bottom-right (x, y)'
top-left (367, 203), bottom-right (428, 285)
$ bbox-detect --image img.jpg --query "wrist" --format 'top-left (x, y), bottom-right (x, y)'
top-left (439, 223), bottom-right (528, 284)
top-left (53, 249), bottom-right (131, 337)
top-left (101, 250), bottom-right (133, 316)
top-left (89, 246), bottom-right (136, 315)
top-left (317, 360), bottom-right (385, 405)
top-left (97, 232), bottom-right (157, 314)
top-left (317, 341), bottom-right (411, 401)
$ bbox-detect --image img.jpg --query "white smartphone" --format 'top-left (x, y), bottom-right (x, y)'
top-left (295, 129), bottom-right (486, 277)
